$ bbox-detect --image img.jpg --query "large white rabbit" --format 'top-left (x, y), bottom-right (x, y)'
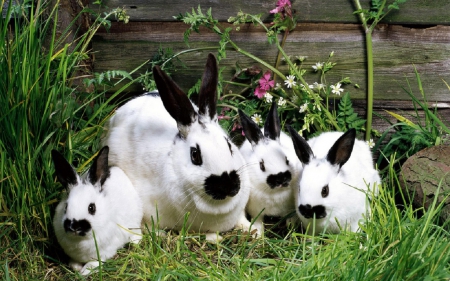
top-left (288, 127), bottom-right (380, 235)
top-left (239, 102), bottom-right (301, 235)
top-left (103, 54), bottom-right (254, 241)
top-left (52, 146), bottom-right (142, 275)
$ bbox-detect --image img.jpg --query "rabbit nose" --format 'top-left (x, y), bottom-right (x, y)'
top-left (64, 219), bottom-right (91, 236)
top-left (266, 171), bottom-right (292, 189)
top-left (204, 170), bottom-right (241, 200)
top-left (299, 204), bottom-right (327, 219)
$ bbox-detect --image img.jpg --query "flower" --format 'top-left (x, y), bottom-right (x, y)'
top-left (312, 62), bottom-right (323, 72)
top-left (331, 82), bottom-right (344, 96)
top-left (264, 93), bottom-right (273, 103)
top-left (275, 83), bottom-right (281, 90)
top-left (367, 139), bottom-right (375, 149)
top-left (299, 102), bottom-right (308, 113)
top-left (270, 0), bottom-right (292, 14)
top-left (254, 70), bottom-right (274, 98)
top-left (278, 97), bottom-right (286, 107)
top-left (252, 114), bottom-right (262, 125)
top-left (284, 75), bottom-right (296, 88)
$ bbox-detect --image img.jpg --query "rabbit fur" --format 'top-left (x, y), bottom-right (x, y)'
top-left (52, 146), bottom-right (143, 275)
top-left (288, 127), bottom-right (380, 235)
top-left (102, 54), bottom-right (254, 241)
top-left (239, 102), bottom-right (301, 235)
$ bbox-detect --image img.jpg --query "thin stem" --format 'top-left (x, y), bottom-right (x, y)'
top-left (273, 30), bottom-right (289, 82)
top-left (365, 31), bottom-right (374, 141)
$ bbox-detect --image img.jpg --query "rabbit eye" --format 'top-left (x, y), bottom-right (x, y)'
top-left (64, 203), bottom-right (68, 213)
top-left (285, 156), bottom-right (289, 165)
top-left (190, 145), bottom-right (203, 166)
top-left (260, 159), bottom-right (265, 172)
top-left (88, 203), bottom-right (96, 215)
top-left (321, 185), bottom-right (329, 198)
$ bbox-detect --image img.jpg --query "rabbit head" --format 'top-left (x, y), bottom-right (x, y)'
top-left (289, 127), bottom-right (371, 233)
top-left (239, 102), bottom-right (297, 192)
top-left (152, 54), bottom-right (247, 215)
top-left (51, 146), bottom-right (113, 238)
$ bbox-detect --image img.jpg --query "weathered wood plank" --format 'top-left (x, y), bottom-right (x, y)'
top-left (90, 0), bottom-right (450, 25)
top-left (92, 22), bottom-right (450, 102)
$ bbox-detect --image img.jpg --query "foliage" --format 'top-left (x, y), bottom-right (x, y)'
top-left (174, 3), bottom-right (368, 139)
top-left (0, 0), bottom-right (141, 275)
top-left (336, 93), bottom-right (367, 131)
top-left (375, 69), bottom-right (450, 168)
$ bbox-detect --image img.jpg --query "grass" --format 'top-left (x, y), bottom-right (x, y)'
top-left (1, 1), bottom-right (450, 280)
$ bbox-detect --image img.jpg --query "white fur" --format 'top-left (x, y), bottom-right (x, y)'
top-left (103, 94), bottom-right (253, 238)
top-left (240, 131), bottom-right (301, 234)
top-left (53, 166), bottom-right (142, 275)
top-left (295, 131), bottom-right (380, 235)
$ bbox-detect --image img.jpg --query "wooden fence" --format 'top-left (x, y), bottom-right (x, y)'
top-left (90, 0), bottom-right (450, 131)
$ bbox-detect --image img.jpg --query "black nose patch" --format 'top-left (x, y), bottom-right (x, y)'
top-left (299, 204), bottom-right (327, 219)
top-left (266, 171), bottom-right (292, 189)
top-left (64, 218), bottom-right (91, 236)
top-left (204, 171), bottom-right (240, 200)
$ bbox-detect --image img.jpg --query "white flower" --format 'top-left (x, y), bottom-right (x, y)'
top-left (252, 114), bottom-right (262, 125)
top-left (367, 139), bottom-right (375, 149)
top-left (275, 83), bottom-right (281, 90)
top-left (278, 97), bottom-right (286, 107)
top-left (312, 62), bottom-right (323, 72)
top-left (331, 82), bottom-right (344, 96)
top-left (296, 55), bottom-right (307, 62)
top-left (284, 75), bottom-right (297, 88)
top-left (299, 102), bottom-right (308, 113)
top-left (264, 93), bottom-right (273, 103)
top-left (313, 103), bottom-right (322, 112)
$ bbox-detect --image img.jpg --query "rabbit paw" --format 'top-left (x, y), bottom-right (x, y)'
top-left (79, 261), bottom-right (100, 276)
top-left (205, 232), bottom-right (223, 243)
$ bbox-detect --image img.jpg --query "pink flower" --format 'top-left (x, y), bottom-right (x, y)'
top-left (254, 71), bottom-right (274, 99)
top-left (270, 0), bottom-right (292, 14)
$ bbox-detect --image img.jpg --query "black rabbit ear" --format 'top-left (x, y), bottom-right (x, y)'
top-left (51, 150), bottom-right (78, 189)
top-left (198, 53), bottom-right (218, 121)
top-left (153, 65), bottom-right (197, 134)
top-left (88, 146), bottom-right (111, 189)
top-left (327, 128), bottom-right (356, 168)
top-left (264, 101), bottom-right (281, 141)
top-left (239, 109), bottom-right (264, 146)
top-left (287, 126), bottom-right (314, 165)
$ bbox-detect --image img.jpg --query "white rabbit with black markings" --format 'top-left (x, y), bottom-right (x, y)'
top-left (239, 102), bottom-right (302, 235)
top-left (288, 127), bottom-right (380, 235)
top-left (103, 54), bottom-right (254, 241)
top-left (51, 146), bottom-right (143, 275)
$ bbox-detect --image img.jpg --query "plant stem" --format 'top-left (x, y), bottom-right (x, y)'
top-left (365, 31), bottom-right (374, 141)
top-left (353, 0), bottom-right (373, 141)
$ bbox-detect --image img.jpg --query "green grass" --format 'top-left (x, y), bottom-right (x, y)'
top-left (1, 1), bottom-right (450, 280)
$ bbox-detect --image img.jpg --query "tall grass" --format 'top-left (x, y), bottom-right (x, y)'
top-left (0, 0), bottom-right (117, 274)
top-left (1, 1), bottom-right (449, 280)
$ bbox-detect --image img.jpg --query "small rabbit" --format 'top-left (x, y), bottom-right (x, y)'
top-left (103, 54), bottom-right (254, 241)
top-left (239, 102), bottom-right (302, 235)
top-left (288, 127), bottom-right (380, 235)
top-left (52, 146), bottom-right (143, 275)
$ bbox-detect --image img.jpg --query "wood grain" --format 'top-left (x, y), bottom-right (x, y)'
top-left (92, 22), bottom-right (450, 102)
top-left (90, 0), bottom-right (450, 24)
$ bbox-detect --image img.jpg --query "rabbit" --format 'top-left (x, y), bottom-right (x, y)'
top-left (102, 53), bottom-right (255, 242)
top-left (239, 101), bottom-right (302, 235)
top-left (51, 146), bottom-right (143, 275)
top-left (287, 127), bottom-right (380, 235)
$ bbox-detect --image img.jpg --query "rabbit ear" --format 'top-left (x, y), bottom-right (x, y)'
top-left (153, 65), bottom-right (197, 135)
top-left (327, 128), bottom-right (356, 168)
top-left (239, 109), bottom-right (264, 146)
top-left (88, 146), bottom-right (111, 189)
top-left (287, 126), bottom-right (314, 164)
top-left (197, 53), bottom-right (218, 121)
top-left (264, 101), bottom-right (281, 141)
top-left (51, 150), bottom-right (78, 189)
